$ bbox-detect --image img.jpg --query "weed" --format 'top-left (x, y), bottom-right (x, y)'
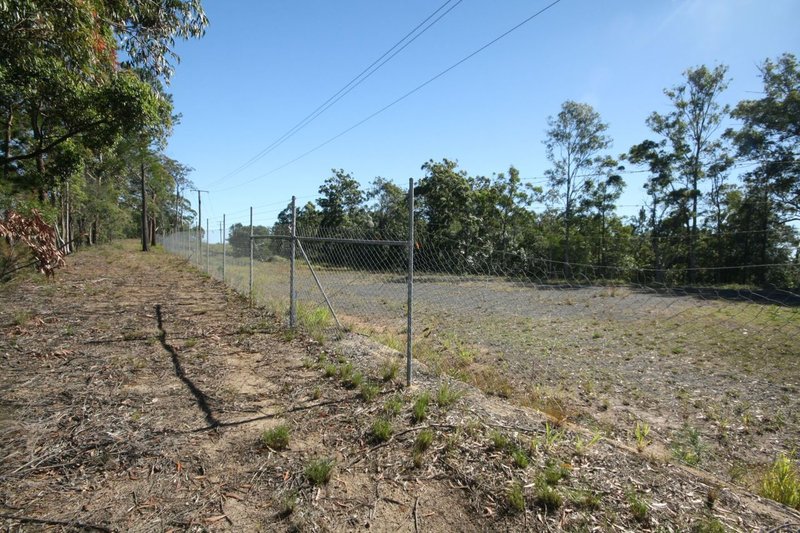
top-left (261, 425), bottom-right (290, 451)
top-left (543, 460), bottom-right (569, 486)
top-left (571, 489), bottom-right (601, 510)
top-left (490, 430), bottom-right (509, 451)
top-left (671, 425), bottom-right (706, 466)
top-left (512, 448), bottom-right (529, 469)
top-left (543, 422), bottom-right (564, 451)
top-left (323, 363), bottom-right (337, 378)
top-left (760, 454), bottom-right (800, 509)
top-left (183, 337), bottom-right (198, 348)
top-left (383, 395), bottom-right (403, 417)
top-left (296, 303), bottom-right (332, 344)
top-left (312, 386), bottom-right (322, 400)
top-left (412, 392), bottom-right (430, 424)
top-left (381, 360), bottom-right (399, 382)
top-left (359, 382), bottom-right (380, 402)
top-left (574, 431), bottom-right (602, 455)
top-left (691, 517), bottom-right (726, 533)
top-left (436, 382), bottom-right (461, 408)
top-left (12, 310), bottom-right (32, 326)
top-left (304, 457), bottom-right (334, 485)
top-left (414, 429), bottom-right (434, 453)
top-left (338, 362), bottom-right (354, 383)
top-left (348, 371), bottom-right (364, 389)
top-left (507, 481), bottom-right (525, 513)
top-left (370, 418), bottom-right (393, 443)
top-left (634, 421), bottom-right (651, 452)
top-left (627, 491), bottom-right (649, 524)
top-left (280, 491), bottom-right (298, 517)
top-left (534, 483), bottom-right (563, 512)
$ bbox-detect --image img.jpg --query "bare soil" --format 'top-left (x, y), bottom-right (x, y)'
top-left (1, 241), bottom-right (799, 532)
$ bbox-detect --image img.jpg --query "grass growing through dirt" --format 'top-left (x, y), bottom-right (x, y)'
top-left (304, 457), bottom-right (335, 485)
top-left (261, 425), bottom-right (290, 450)
top-left (507, 481), bottom-right (525, 513)
top-left (370, 418), bottom-right (393, 443)
top-left (412, 392), bottom-right (430, 423)
top-left (760, 454), bottom-right (800, 509)
top-left (436, 382), bottom-right (462, 407)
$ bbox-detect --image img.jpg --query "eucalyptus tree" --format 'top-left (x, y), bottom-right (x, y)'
top-left (543, 101), bottom-right (614, 274)
top-left (645, 65), bottom-right (732, 282)
top-left (729, 53), bottom-right (800, 284)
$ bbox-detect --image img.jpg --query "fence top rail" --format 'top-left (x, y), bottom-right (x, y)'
top-left (251, 234), bottom-right (407, 247)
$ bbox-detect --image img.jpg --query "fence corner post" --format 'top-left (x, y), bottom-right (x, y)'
top-left (406, 178), bottom-right (414, 387)
top-left (249, 207), bottom-right (253, 307)
top-left (290, 195), bottom-right (297, 329)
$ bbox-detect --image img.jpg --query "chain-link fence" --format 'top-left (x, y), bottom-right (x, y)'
top-left (162, 184), bottom-right (800, 489)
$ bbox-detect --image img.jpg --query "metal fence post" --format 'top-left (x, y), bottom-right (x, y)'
top-left (406, 178), bottom-right (414, 387)
top-left (206, 218), bottom-right (210, 273)
top-left (222, 214), bottom-right (226, 282)
top-left (249, 207), bottom-right (253, 306)
top-left (290, 195), bottom-right (297, 328)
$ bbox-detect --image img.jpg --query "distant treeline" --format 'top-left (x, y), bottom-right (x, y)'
top-left (225, 55), bottom-right (799, 288)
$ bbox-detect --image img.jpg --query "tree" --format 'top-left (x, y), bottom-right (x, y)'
top-left (543, 101), bottom-right (613, 274)
top-left (646, 65), bottom-right (732, 281)
top-left (729, 53), bottom-right (800, 283)
top-left (317, 169), bottom-right (365, 231)
top-left (580, 170), bottom-right (625, 269)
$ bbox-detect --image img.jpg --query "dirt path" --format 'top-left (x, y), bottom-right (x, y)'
top-left (1, 242), bottom-right (799, 531)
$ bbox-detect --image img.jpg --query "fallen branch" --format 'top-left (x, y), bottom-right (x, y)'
top-left (0, 513), bottom-right (112, 532)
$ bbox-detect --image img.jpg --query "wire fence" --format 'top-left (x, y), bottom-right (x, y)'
top-left (161, 183), bottom-right (800, 474)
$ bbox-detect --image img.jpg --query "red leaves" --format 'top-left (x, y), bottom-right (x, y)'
top-left (0, 210), bottom-right (66, 277)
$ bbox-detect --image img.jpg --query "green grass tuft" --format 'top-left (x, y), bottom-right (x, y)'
top-left (304, 457), bottom-right (335, 485)
top-left (261, 425), bottom-right (290, 451)
top-left (760, 454), bottom-right (800, 509)
top-left (412, 392), bottom-right (430, 424)
top-left (370, 418), bottom-right (393, 443)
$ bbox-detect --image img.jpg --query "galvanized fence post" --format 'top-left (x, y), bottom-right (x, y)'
top-left (290, 196), bottom-right (297, 328)
top-left (206, 218), bottom-right (210, 273)
top-left (249, 207), bottom-right (253, 306)
top-left (222, 214), bottom-right (226, 282)
top-left (406, 178), bottom-right (415, 387)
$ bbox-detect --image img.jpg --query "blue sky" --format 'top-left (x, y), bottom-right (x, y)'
top-left (164, 0), bottom-right (800, 239)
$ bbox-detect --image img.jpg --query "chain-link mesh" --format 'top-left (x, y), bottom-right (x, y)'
top-left (162, 205), bottom-right (800, 451)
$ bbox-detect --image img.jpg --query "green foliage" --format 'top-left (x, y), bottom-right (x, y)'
top-left (512, 448), bottom-right (529, 469)
top-left (490, 430), bottom-right (509, 450)
top-left (435, 382), bottom-right (462, 408)
top-left (261, 425), bottom-right (290, 451)
top-left (634, 421), bottom-right (651, 452)
top-left (383, 395), bottom-right (404, 418)
top-left (304, 457), bottom-right (335, 486)
top-left (627, 491), bottom-right (650, 524)
top-left (507, 481), bottom-right (525, 513)
top-left (414, 429), bottom-right (434, 453)
top-left (534, 483), bottom-right (563, 512)
top-left (359, 382), bottom-right (379, 402)
top-left (692, 517), bottom-right (726, 533)
top-left (412, 392), bottom-right (430, 423)
top-left (369, 418), bottom-right (393, 443)
top-left (671, 426), bottom-right (707, 466)
top-left (760, 454), bottom-right (800, 509)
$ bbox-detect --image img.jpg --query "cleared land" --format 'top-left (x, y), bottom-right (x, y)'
top-left (187, 240), bottom-right (800, 493)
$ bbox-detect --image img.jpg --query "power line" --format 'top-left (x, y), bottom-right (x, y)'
top-left (207, 0), bottom-right (463, 188)
top-left (214, 0), bottom-right (564, 192)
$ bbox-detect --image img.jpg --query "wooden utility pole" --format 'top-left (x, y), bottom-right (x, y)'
top-left (141, 162), bottom-right (148, 252)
